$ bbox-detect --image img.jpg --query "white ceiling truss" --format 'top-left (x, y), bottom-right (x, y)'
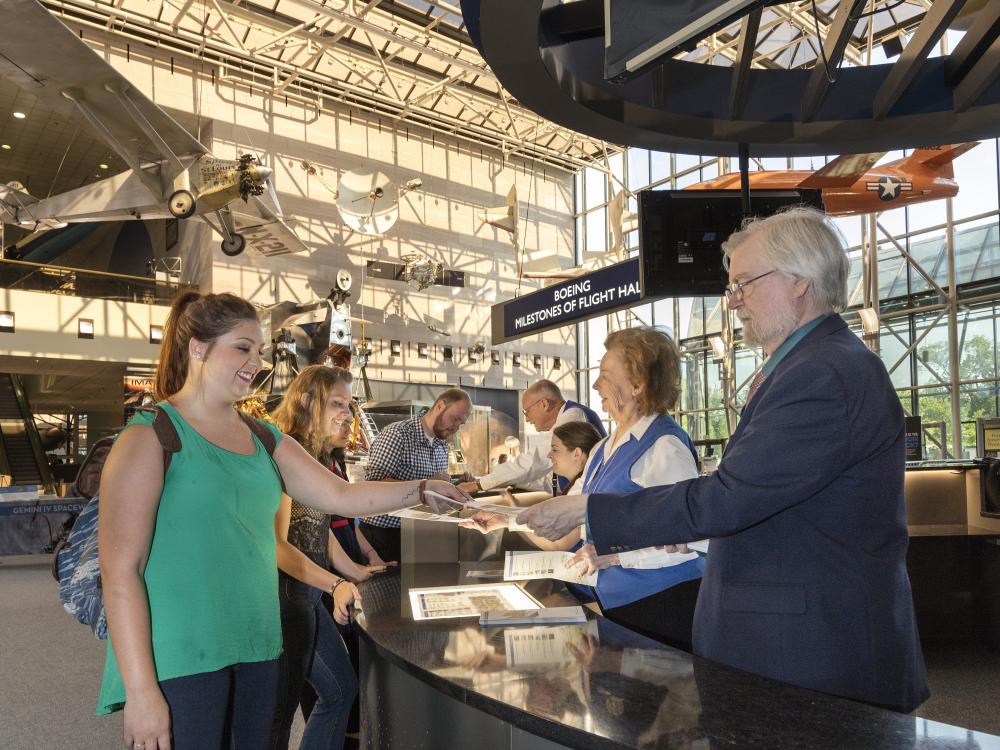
top-left (38, 0), bottom-right (611, 172)
top-left (679, 0), bottom-right (930, 70)
top-left (9, 0), bottom-right (943, 191)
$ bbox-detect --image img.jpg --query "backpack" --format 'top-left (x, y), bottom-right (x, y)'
top-left (53, 406), bottom-right (277, 639)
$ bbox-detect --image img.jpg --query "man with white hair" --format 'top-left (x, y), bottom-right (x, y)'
top-left (519, 207), bottom-right (930, 713)
top-left (458, 379), bottom-right (605, 494)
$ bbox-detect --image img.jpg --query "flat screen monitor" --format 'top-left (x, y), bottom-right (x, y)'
top-left (638, 189), bottom-right (825, 298)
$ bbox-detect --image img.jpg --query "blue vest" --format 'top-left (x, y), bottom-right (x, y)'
top-left (564, 400), bottom-right (608, 438)
top-left (555, 401), bottom-right (608, 492)
top-left (582, 415), bottom-right (704, 610)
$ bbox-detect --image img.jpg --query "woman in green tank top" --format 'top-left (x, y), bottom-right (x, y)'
top-left (98, 292), bottom-right (470, 750)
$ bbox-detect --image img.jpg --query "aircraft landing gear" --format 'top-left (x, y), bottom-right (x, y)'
top-left (168, 189), bottom-right (196, 219)
top-left (220, 233), bottom-right (246, 256)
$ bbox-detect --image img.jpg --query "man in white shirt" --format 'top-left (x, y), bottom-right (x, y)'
top-left (458, 380), bottom-right (606, 494)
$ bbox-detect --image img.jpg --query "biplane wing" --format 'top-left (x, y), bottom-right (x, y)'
top-left (1, 0), bottom-right (208, 176)
top-left (210, 196), bottom-right (310, 258)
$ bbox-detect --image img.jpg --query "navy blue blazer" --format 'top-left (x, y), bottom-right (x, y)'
top-left (588, 314), bottom-right (929, 712)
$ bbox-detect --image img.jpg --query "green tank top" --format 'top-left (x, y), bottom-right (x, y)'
top-left (96, 403), bottom-right (285, 715)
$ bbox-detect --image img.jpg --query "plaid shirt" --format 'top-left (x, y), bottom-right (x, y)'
top-left (363, 413), bottom-right (448, 529)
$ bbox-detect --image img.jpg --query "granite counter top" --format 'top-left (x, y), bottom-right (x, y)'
top-left (356, 563), bottom-right (1000, 750)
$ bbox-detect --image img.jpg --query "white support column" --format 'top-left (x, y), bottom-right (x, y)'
top-left (945, 197), bottom-right (962, 458)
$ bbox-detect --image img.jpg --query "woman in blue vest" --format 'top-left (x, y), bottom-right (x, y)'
top-left (571, 326), bottom-right (704, 651)
top-left (460, 421), bottom-right (604, 551)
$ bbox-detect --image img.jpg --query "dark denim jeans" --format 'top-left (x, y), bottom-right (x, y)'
top-left (158, 659), bottom-right (278, 749)
top-left (270, 575), bottom-right (357, 750)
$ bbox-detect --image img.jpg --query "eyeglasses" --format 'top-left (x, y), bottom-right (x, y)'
top-left (522, 399), bottom-right (544, 417)
top-left (724, 270), bottom-right (777, 301)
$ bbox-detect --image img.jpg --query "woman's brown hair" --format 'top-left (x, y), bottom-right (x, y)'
top-left (272, 365), bottom-right (354, 462)
top-left (154, 292), bottom-right (259, 401)
top-left (552, 421), bottom-right (603, 458)
top-left (603, 327), bottom-right (681, 416)
top-left (552, 421), bottom-right (603, 490)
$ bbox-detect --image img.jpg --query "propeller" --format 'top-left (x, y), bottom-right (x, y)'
top-left (237, 154), bottom-right (268, 202)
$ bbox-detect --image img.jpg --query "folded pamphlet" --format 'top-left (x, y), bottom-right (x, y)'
top-left (504, 550), bottom-right (597, 587)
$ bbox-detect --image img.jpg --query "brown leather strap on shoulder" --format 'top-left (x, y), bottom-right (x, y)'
top-left (238, 412), bottom-right (278, 457)
top-left (147, 406), bottom-right (182, 475)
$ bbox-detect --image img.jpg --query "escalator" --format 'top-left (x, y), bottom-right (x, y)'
top-left (0, 373), bottom-right (56, 493)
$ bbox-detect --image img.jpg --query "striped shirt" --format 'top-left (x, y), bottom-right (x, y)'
top-left (363, 412), bottom-right (449, 529)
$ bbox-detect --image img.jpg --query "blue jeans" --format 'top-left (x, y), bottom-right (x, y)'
top-left (158, 659), bottom-right (278, 749)
top-left (270, 575), bottom-right (357, 750)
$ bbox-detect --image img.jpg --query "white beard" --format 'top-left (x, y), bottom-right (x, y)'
top-left (740, 304), bottom-right (801, 350)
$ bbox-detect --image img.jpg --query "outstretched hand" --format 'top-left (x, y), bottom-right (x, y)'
top-left (422, 480), bottom-right (472, 513)
top-left (567, 543), bottom-right (619, 575)
top-left (458, 511), bottom-right (508, 534)
top-left (515, 494), bottom-right (588, 540)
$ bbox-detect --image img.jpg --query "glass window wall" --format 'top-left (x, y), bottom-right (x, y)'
top-left (572, 138), bottom-right (1000, 460)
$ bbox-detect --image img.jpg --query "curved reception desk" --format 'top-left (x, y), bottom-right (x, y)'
top-left (356, 563), bottom-right (1000, 750)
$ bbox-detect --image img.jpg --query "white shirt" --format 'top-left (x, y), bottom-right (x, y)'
top-left (581, 415), bottom-right (702, 569)
top-left (479, 403), bottom-right (595, 492)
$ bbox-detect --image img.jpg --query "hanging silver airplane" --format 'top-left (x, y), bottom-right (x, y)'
top-left (0, 0), bottom-right (306, 258)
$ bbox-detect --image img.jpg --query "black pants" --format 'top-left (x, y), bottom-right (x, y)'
top-left (269, 576), bottom-right (357, 750)
top-left (602, 577), bottom-right (702, 652)
top-left (358, 523), bottom-right (401, 564)
top-left (158, 659), bottom-right (278, 750)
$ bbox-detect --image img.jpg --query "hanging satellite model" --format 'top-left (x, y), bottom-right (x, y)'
top-left (400, 252), bottom-right (444, 291)
top-left (336, 170), bottom-right (400, 236)
top-left (300, 160), bottom-right (342, 198)
top-left (426, 324), bottom-right (451, 337)
top-left (479, 185), bottom-right (521, 273)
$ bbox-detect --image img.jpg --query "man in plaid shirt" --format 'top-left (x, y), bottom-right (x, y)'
top-left (361, 388), bottom-right (473, 562)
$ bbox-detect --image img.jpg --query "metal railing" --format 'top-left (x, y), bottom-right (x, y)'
top-left (0, 258), bottom-right (194, 306)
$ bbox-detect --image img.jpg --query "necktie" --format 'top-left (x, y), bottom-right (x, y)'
top-left (745, 369), bottom-right (766, 407)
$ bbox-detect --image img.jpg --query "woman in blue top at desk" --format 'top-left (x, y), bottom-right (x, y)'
top-left (571, 326), bottom-right (704, 651)
top-left (460, 421), bottom-right (603, 551)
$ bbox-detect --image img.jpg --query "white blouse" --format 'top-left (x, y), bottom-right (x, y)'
top-left (581, 415), bottom-right (704, 569)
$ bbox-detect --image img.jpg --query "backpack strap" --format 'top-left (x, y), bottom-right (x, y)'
top-left (147, 406), bottom-right (182, 475)
top-left (238, 412), bottom-right (278, 456)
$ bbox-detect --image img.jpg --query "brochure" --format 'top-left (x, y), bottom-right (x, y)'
top-left (503, 550), bottom-right (598, 587)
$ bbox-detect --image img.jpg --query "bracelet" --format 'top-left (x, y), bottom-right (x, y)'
top-left (330, 578), bottom-right (347, 596)
top-left (418, 479), bottom-right (427, 505)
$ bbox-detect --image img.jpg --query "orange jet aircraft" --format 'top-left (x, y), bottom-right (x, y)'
top-left (521, 143), bottom-right (978, 281)
top-left (687, 143), bottom-right (979, 216)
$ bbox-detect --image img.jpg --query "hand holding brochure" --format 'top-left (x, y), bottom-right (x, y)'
top-left (464, 499), bottom-right (522, 516)
top-left (388, 506), bottom-right (465, 523)
top-left (504, 550), bottom-right (598, 587)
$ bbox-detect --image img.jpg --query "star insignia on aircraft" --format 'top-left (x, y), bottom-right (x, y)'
top-left (866, 176), bottom-right (913, 201)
